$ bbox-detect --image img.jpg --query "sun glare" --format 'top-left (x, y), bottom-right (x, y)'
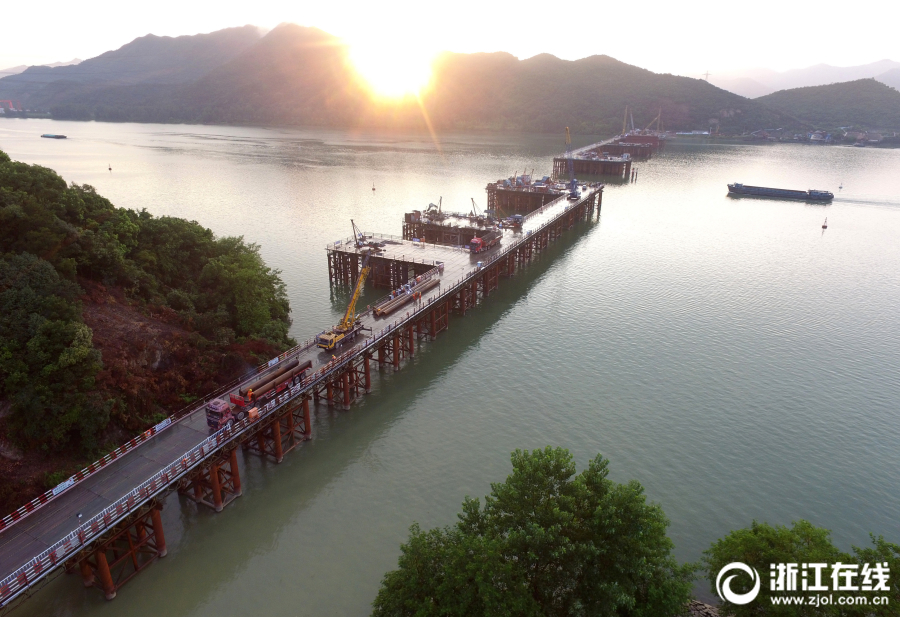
top-left (349, 43), bottom-right (435, 98)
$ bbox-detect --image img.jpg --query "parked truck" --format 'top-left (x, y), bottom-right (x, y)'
top-left (470, 229), bottom-right (502, 253)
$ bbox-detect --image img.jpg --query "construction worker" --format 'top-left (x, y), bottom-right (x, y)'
top-left (246, 388), bottom-right (253, 401)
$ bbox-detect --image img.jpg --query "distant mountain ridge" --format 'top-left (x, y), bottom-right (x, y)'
top-left (708, 60), bottom-right (900, 98)
top-left (7, 27), bottom-right (261, 86)
top-left (757, 79), bottom-right (900, 130)
top-left (0, 26), bottom-right (262, 109)
top-left (419, 50), bottom-right (792, 134)
top-left (0, 59), bottom-right (81, 78)
top-left (1, 24), bottom-right (797, 134)
top-left (877, 68), bottom-right (900, 91)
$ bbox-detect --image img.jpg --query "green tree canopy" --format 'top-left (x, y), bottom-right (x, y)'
top-left (373, 447), bottom-right (695, 617)
top-left (0, 253), bottom-right (108, 450)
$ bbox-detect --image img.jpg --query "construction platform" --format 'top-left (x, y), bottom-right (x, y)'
top-left (586, 142), bottom-right (654, 159)
top-left (552, 154), bottom-right (632, 179)
top-left (0, 186), bottom-right (603, 613)
top-left (399, 172), bottom-right (571, 248)
top-left (401, 211), bottom-right (494, 247)
top-left (614, 133), bottom-right (663, 149)
top-left (485, 173), bottom-right (563, 216)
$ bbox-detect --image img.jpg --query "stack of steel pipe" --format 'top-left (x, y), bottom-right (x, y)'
top-left (240, 359), bottom-right (313, 400)
top-left (374, 277), bottom-right (440, 316)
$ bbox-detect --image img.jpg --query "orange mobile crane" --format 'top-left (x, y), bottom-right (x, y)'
top-left (317, 221), bottom-right (374, 350)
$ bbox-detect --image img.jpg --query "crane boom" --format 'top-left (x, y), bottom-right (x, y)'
top-left (339, 251), bottom-right (371, 330)
top-left (351, 218), bottom-right (366, 249)
top-left (316, 220), bottom-right (376, 350)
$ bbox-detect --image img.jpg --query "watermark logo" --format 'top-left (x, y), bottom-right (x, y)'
top-left (716, 562), bottom-right (761, 605)
top-left (715, 561), bottom-right (890, 607)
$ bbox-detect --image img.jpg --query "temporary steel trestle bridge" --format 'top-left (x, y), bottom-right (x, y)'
top-left (0, 187), bottom-right (602, 613)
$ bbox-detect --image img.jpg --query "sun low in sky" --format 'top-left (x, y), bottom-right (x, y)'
top-left (348, 41), bottom-right (435, 98)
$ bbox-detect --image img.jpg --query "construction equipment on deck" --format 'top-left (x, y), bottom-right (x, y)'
top-left (317, 220), bottom-right (373, 350)
top-left (644, 108), bottom-right (662, 132)
top-left (470, 198), bottom-right (492, 225)
top-left (565, 127), bottom-right (578, 200)
top-left (424, 197), bottom-right (445, 222)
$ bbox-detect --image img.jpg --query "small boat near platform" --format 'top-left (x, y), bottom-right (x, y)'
top-left (727, 183), bottom-right (833, 202)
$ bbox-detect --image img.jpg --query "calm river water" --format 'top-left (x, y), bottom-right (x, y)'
top-left (1, 119), bottom-right (899, 615)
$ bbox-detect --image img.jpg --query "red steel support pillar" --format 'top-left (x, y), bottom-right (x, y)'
top-left (80, 560), bottom-right (95, 587)
top-left (326, 381), bottom-right (334, 407)
top-left (364, 355), bottom-right (371, 393)
top-left (286, 408), bottom-right (295, 436)
top-left (229, 449), bottom-right (242, 497)
top-left (96, 552), bottom-right (116, 600)
top-left (393, 334), bottom-right (400, 371)
top-left (273, 420), bottom-right (284, 463)
top-left (407, 324), bottom-right (414, 357)
top-left (342, 372), bottom-right (351, 410)
top-left (209, 462), bottom-right (224, 512)
top-left (257, 431), bottom-right (266, 454)
top-left (150, 506), bottom-right (167, 557)
top-left (302, 397), bottom-right (312, 439)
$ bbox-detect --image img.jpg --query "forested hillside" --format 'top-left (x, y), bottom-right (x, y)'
top-left (0, 150), bottom-right (293, 511)
top-left (757, 79), bottom-right (900, 130)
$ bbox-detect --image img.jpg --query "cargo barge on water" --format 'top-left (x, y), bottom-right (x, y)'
top-left (727, 183), bottom-right (833, 202)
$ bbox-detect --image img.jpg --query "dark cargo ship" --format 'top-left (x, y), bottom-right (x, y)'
top-left (727, 183), bottom-right (833, 201)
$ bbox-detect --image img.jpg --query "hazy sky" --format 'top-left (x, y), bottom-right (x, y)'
top-left (2, 0), bottom-right (897, 77)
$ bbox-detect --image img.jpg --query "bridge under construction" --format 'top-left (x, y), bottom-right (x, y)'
top-left (0, 185), bottom-right (602, 613)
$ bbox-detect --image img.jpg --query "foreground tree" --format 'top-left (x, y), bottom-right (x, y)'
top-left (372, 447), bottom-right (695, 617)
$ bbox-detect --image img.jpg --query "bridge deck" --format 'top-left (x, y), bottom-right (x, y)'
top-left (0, 188), bottom-right (600, 601)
